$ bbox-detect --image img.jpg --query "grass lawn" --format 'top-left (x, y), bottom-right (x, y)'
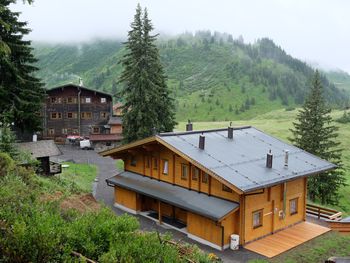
top-left (37, 162), bottom-right (98, 194)
top-left (177, 108), bottom-right (350, 214)
top-left (248, 232), bottom-right (350, 263)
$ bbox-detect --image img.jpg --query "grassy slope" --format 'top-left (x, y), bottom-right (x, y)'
top-left (325, 70), bottom-right (350, 93)
top-left (177, 109), bottom-right (350, 214)
top-left (38, 162), bottom-right (98, 194)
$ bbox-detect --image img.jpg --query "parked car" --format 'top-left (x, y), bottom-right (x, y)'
top-left (80, 139), bottom-right (93, 150)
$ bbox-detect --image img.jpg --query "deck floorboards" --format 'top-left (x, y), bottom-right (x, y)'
top-left (244, 222), bottom-right (330, 258)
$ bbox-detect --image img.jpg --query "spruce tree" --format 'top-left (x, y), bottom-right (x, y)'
top-left (0, 0), bottom-right (45, 134)
top-left (290, 70), bottom-right (346, 204)
top-left (119, 5), bottom-right (176, 143)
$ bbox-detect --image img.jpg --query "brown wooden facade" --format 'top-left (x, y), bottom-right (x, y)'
top-left (103, 139), bottom-right (308, 250)
top-left (42, 84), bottom-right (113, 138)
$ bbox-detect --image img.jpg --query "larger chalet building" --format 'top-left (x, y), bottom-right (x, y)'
top-left (101, 127), bottom-right (335, 251)
top-left (42, 84), bottom-right (113, 138)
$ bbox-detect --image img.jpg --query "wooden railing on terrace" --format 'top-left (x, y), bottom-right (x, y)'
top-left (306, 203), bottom-right (342, 221)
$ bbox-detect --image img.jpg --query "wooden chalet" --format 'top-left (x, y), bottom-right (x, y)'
top-left (42, 84), bottom-right (113, 139)
top-left (100, 126), bottom-right (335, 251)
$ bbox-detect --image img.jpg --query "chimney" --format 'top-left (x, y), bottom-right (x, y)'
top-left (266, 150), bottom-right (273, 168)
top-left (284, 150), bottom-right (289, 167)
top-left (32, 134), bottom-right (37, 142)
top-left (228, 126), bottom-right (234, 139)
top-left (199, 134), bottom-right (205, 150)
top-left (186, 120), bottom-right (193, 131)
top-left (79, 77), bottom-right (83, 86)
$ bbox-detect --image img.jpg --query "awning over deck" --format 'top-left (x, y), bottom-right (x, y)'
top-left (106, 171), bottom-right (239, 221)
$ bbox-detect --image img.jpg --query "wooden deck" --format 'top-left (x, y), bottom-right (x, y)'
top-left (244, 222), bottom-right (330, 258)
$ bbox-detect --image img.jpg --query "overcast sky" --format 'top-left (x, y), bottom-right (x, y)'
top-left (12, 0), bottom-right (350, 73)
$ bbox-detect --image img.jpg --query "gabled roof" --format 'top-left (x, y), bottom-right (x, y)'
top-left (100, 127), bottom-right (336, 193)
top-left (47, 84), bottom-right (112, 98)
top-left (17, 140), bottom-right (61, 158)
top-left (107, 171), bottom-right (239, 221)
top-left (108, 116), bottom-right (122, 125)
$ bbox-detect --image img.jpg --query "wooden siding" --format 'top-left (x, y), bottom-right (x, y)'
top-left (111, 124), bottom-right (122, 134)
top-left (243, 178), bottom-right (306, 243)
top-left (123, 145), bottom-right (240, 201)
top-left (115, 186), bottom-right (139, 211)
top-left (187, 212), bottom-right (223, 246)
top-left (43, 85), bottom-right (112, 138)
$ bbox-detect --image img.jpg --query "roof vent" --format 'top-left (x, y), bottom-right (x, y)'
top-left (266, 150), bottom-right (273, 168)
top-left (284, 150), bottom-right (289, 167)
top-left (199, 134), bottom-right (205, 150)
top-left (186, 120), bottom-right (193, 131)
top-left (228, 126), bottom-right (234, 139)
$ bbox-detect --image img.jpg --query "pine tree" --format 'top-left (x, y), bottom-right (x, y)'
top-left (290, 71), bottom-right (346, 204)
top-left (0, 0), bottom-right (45, 134)
top-left (118, 5), bottom-right (176, 143)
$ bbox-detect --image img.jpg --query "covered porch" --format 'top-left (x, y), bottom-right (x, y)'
top-left (106, 171), bottom-right (240, 250)
top-left (244, 221), bottom-right (330, 258)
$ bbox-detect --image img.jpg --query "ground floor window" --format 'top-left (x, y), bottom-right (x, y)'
top-left (290, 198), bottom-right (298, 215)
top-left (192, 167), bottom-right (199, 181)
top-left (253, 209), bottom-right (263, 229)
top-left (92, 127), bottom-right (100, 134)
top-left (130, 156), bottom-right (137, 167)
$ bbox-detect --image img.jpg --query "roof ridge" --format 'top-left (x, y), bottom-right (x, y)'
top-left (158, 126), bottom-right (251, 137)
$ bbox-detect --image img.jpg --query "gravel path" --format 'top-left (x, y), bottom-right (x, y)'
top-left (55, 145), bottom-right (264, 263)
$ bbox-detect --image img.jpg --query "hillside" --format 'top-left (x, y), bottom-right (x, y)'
top-left (33, 33), bottom-right (348, 121)
top-left (324, 69), bottom-right (350, 94)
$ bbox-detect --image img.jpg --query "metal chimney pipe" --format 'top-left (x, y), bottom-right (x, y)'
top-left (199, 134), bottom-right (205, 150)
top-left (266, 150), bottom-right (273, 168)
top-left (186, 120), bottom-right (193, 131)
top-left (228, 127), bottom-right (234, 139)
top-left (284, 150), bottom-right (289, 167)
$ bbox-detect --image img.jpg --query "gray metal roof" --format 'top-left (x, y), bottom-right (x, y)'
top-left (106, 171), bottom-right (239, 221)
top-left (17, 140), bottom-right (61, 158)
top-left (108, 116), bottom-right (123, 125)
top-left (158, 127), bottom-right (336, 192)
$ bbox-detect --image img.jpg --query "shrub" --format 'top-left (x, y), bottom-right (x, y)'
top-left (0, 152), bottom-right (14, 177)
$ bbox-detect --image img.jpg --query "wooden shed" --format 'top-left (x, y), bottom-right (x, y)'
top-left (100, 127), bottom-right (335, 252)
top-left (17, 140), bottom-right (62, 175)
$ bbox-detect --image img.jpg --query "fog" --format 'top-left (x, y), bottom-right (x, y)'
top-left (12, 0), bottom-right (350, 73)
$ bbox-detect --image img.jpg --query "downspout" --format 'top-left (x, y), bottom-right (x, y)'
top-left (78, 88), bottom-right (81, 136)
top-left (282, 182), bottom-right (287, 219)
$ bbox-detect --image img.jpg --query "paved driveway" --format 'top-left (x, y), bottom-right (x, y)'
top-left (55, 145), bottom-right (264, 263)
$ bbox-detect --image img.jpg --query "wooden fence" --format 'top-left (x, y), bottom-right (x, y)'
top-left (306, 203), bottom-right (342, 221)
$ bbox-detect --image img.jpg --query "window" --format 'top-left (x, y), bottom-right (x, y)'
top-left (222, 184), bottom-right (233, 193)
top-left (153, 158), bottom-right (158, 170)
top-left (202, 173), bottom-right (209, 184)
top-left (67, 112), bottom-right (77, 119)
top-left (92, 127), bottom-right (100, 134)
top-left (101, 97), bottom-right (107, 103)
top-left (48, 128), bottom-right (55, 135)
top-left (67, 97), bottom-right (77, 104)
top-left (181, 164), bottom-right (188, 180)
top-left (252, 209), bottom-right (263, 229)
top-left (62, 128), bottom-right (67, 134)
top-left (85, 97), bottom-right (91, 103)
top-left (50, 112), bottom-right (62, 119)
top-left (130, 156), bottom-right (137, 167)
top-left (162, 159), bottom-right (169, 175)
top-left (192, 167), bottom-right (200, 181)
top-left (50, 97), bottom-right (61, 104)
top-left (100, 112), bottom-right (108, 119)
top-left (146, 156), bottom-right (150, 168)
top-left (290, 198), bottom-right (298, 215)
top-left (72, 128), bottom-right (79, 134)
top-left (81, 112), bottom-right (92, 119)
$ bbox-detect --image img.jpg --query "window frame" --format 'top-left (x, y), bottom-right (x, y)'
top-left (48, 128), bottom-right (55, 135)
top-left (252, 209), bottom-right (263, 229)
top-left (85, 97), bottom-right (91, 103)
top-left (222, 184), bottom-right (233, 193)
top-left (100, 112), bottom-right (108, 119)
top-left (50, 112), bottom-right (62, 119)
top-left (130, 156), bottom-right (137, 167)
top-left (181, 164), bottom-right (188, 180)
top-left (202, 172), bottom-right (209, 184)
top-left (192, 167), bottom-right (199, 181)
top-left (81, 112), bottom-right (92, 119)
top-left (101, 97), bottom-right (107, 103)
top-left (92, 127), bottom-right (100, 134)
top-left (289, 197), bottom-right (299, 215)
top-left (162, 159), bottom-right (169, 175)
top-left (153, 158), bottom-right (158, 170)
top-left (67, 97), bottom-right (77, 104)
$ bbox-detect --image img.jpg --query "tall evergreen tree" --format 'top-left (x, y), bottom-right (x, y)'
top-left (290, 70), bottom-right (346, 204)
top-left (0, 0), bottom-right (45, 134)
top-left (119, 5), bottom-right (176, 143)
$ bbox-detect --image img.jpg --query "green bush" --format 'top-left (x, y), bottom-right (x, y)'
top-left (336, 111), bottom-right (350, 123)
top-left (0, 152), bottom-right (14, 177)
